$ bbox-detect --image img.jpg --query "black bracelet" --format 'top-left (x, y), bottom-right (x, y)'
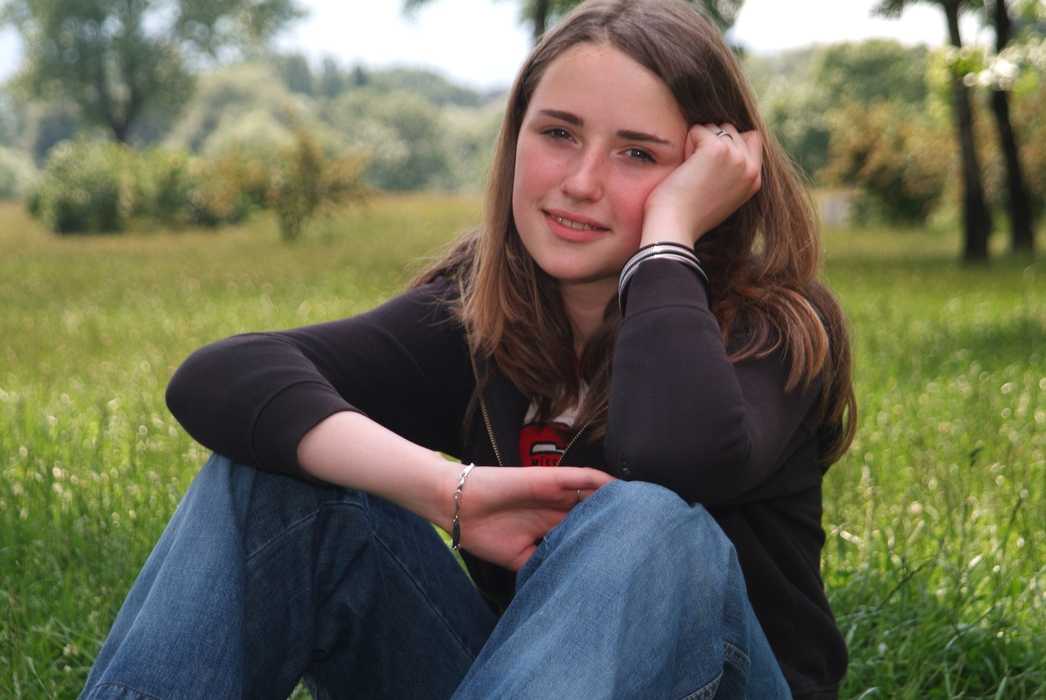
top-left (617, 242), bottom-right (711, 314)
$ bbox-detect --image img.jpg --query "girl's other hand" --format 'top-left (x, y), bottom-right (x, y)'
top-left (641, 124), bottom-right (763, 248)
top-left (455, 466), bottom-right (616, 571)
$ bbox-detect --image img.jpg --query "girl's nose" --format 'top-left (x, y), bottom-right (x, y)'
top-left (560, 149), bottom-right (604, 201)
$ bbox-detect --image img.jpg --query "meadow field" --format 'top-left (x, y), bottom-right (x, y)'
top-left (1, 195), bottom-right (1044, 698)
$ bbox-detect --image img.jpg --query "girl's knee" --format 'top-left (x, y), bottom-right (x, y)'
top-left (579, 480), bottom-right (728, 551)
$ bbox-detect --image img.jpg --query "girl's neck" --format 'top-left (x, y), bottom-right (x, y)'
top-left (558, 279), bottom-right (615, 355)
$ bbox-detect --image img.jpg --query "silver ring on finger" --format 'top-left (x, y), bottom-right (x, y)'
top-left (714, 129), bottom-right (733, 140)
top-left (577, 489), bottom-right (582, 504)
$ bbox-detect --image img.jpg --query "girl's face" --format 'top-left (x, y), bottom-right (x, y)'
top-left (512, 44), bottom-right (688, 301)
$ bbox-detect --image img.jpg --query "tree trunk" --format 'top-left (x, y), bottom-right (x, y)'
top-left (992, 0), bottom-right (1035, 253)
top-left (532, 0), bottom-right (548, 44)
top-left (944, 0), bottom-right (993, 261)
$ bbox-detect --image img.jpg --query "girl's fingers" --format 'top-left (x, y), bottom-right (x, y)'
top-left (708, 123), bottom-right (763, 192)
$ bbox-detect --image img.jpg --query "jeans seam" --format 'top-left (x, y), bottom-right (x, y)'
top-left (674, 641), bottom-right (752, 700)
top-left (243, 510), bottom-right (321, 562)
top-left (677, 672), bottom-right (721, 700)
top-left (91, 682), bottom-right (164, 700)
top-left (371, 520), bottom-right (480, 663)
top-left (723, 640), bottom-right (751, 674)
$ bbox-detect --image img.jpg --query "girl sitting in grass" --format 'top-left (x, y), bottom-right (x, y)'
top-left (80, 0), bottom-right (855, 698)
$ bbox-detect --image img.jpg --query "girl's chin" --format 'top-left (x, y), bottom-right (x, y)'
top-left (545, 269), bottom-right (620, 294)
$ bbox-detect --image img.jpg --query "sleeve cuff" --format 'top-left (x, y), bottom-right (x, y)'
top-left (622, 257), bottom-right (711, 317)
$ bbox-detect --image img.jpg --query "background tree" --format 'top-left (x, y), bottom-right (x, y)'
top-left (986, 0), bottom-right (1034, 252)
top-left (0, 0), bottom-right (305, 144)
top-left (167, 62), bottom-right (301, 155)
top-left (875, 0), bottom-right (994, 261)
top-left (404, 0), bottom-right (743, 45)
top-left (814, 39), bottom-right (930, 105)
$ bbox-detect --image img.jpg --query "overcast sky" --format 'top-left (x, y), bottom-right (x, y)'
top-left (0, 0), bottom-right (984, 90)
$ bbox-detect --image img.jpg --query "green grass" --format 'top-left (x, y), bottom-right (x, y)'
top-left (821, 224), bottom-right (1046, 698)
top-left (1, 199), bottom-right (1044, 698)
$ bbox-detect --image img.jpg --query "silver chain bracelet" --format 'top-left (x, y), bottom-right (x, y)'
top-left (450, 463), bottom-right (475, 551)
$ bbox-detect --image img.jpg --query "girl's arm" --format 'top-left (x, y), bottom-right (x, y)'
top-left (167, 279), bottom-right (612, 571)
top-left (604, 259), bottom-right (821, 505)
top-left (604, 124), bottom-right (820, 505)
top-left (299, 411), bottom-right (612, 572)
top-left (166, 279), bottom-right (474, 478)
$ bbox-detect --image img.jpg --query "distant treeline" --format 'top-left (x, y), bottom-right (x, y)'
top-left (2, 40), bottom-right (1045, 231)
top-left (0, 57), bottom-right (505, 198)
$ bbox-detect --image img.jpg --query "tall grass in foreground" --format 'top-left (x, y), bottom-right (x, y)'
top-left (1, 197), bottom-right (1044, 698)
top-left (821, 226), bottom-right (1046, 698)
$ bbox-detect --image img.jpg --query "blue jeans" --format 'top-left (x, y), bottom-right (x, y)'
top-left (80, 454), bottom-right (790, 700)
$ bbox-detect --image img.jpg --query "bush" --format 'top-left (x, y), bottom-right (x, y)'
top-left (26, 139), bottom-right (145, 233)
top-left (259, 126), bottom-right (370, 240)
top-left (0, 145), bottom-right (37, 199)
top-left (26, 138), bottom-right (251, 233)
top-left (25, 131), bottom-right (368, 237)
top-left (824, 100), bottom-right (950, 225)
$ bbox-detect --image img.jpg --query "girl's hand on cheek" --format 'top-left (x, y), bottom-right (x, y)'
top-left (641, 124), bottom-right (763, 248)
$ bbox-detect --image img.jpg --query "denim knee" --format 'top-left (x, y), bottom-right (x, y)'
top-left (570, 480), bottom-right (735, 561)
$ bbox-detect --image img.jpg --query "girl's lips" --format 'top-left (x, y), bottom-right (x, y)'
top-left (544, 210), bottom-right (609, 242)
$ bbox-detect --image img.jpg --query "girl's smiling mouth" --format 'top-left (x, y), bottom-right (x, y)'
top-left (548, 213), bottom-right (601, 230)
top-left (543, 209), bottom-right (609, 242)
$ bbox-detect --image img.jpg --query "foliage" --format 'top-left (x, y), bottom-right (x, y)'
top-left (23, 139), bottom-right (236, 232)
top-left (874, 0), bottom-right (987, 19)
top-left (23, 130), bottom-right (366, 236)
top-left (364, 68), bottom-right (484, 107)
top-left (25, 139), bottom-right (146, 233)
top-left (0, 143), bottom-right (37, 198)
top-left (747, 40), bottom-right (937, 190)
top-left (924, 42), bottom-right (1046, 224)
top-left (163, 60), bottom-right (495, 194)
top-left (874, 0), bottom-right (995, 261)
top-left (441, 101), bottom-right (506, 193)
top-left (319, 89), bottom-right (451, 192)
top-left (1011, 78), bottom-right (1046, 218)
top-left (744, 48), bottom-right (828, 178)
top-left (813, 40), bottom-right (930, 106)
top-left (262, 126), bottom-right (370, 240)
top-left (824, 100), bottom-right (950, 225)
top-left (0, 0), bottom-right (305, 143)
top-left (403, 0), bottom-right (743, 44)
top-left (165, 62), bottom-right (302, 155)
top-left (0, 94), bottom-right (93, 160)
top-left (1, 198), bottom-right (1044, 697)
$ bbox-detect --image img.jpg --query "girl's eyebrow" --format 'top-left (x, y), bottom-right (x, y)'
top-left (538, 109), bottom-right (583, 126)
top-left (617, 129), bottom-right (671, 146)
top-left (536, 109), bottom-right (671, 146)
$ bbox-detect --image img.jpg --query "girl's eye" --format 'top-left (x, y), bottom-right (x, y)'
top-left (625, 148), bottom-right (655, 163)
top-left (543, 127), bottom-right (572, 141)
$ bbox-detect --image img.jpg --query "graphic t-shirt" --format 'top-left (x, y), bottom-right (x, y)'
top-left (518, 403), bottom-right (578, 467)
top-left (519, 421), bottom-right (571, 466)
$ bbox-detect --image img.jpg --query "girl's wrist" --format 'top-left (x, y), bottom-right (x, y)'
top-left (640, 210), bottom-right (699, 248)
top-left (414, 457), bottom-right (463, 533)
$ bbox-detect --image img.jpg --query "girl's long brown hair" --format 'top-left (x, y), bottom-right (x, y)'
top-left (417, 0), bottom-right (856, 466)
